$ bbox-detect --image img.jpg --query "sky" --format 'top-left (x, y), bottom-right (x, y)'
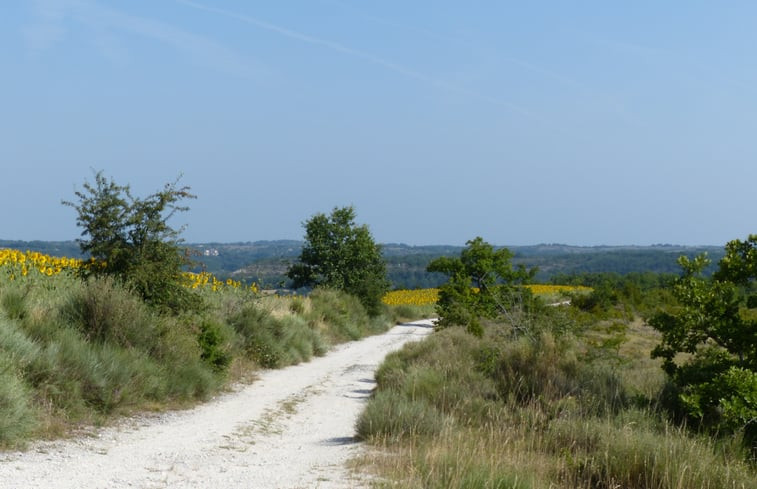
top-left (2, 1), bottom-right (756, 247)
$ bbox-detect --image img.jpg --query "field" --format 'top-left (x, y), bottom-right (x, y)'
top-left (2, 248), bottom-right (589, 307)
top-left (382, 284), bottom-right (592, 307)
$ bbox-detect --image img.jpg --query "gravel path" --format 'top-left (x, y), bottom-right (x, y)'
top-left (0, 320), bottom-right (434, 489)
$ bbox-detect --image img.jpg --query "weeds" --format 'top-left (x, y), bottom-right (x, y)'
top-left (356, 322), bottom-right (757, 488)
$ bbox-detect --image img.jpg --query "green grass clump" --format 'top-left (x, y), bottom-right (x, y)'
top-left (0, 355), bottom-right (37, 446)
top-left (356, 390), bottom-right (447, 441)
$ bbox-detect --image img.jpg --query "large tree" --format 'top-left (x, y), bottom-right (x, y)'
top-left (427, 237), bottom-right (536, 336)
top-left (63, 170), bottom-right (199, 311)
top-left (287, 206), bottom-right (388, 316)
top-left (649, 235), bottom-right (757, 449)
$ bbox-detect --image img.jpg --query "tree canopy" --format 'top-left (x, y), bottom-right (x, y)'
top-left (649, 235), bottom-right (757, 449)
top-left (287, 206), bottom-right (388, 316)
top-left (427, 237), bottom-right (536, 336)
top-left (63, 170), bottom-right (199, 311)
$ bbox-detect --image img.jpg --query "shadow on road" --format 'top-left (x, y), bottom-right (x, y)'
top-left (321, 436), bottom-right (359, 446)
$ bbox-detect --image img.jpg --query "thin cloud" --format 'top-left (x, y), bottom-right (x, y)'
top-left (175, 0), bottom-right (536, 118)
top-left (23, 0), bottom-right (268, 79)
top-left (326, 0), bottom-right (475, 47)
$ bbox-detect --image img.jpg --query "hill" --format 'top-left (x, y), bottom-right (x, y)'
top-left (2, 239), bottom-right (723, 289)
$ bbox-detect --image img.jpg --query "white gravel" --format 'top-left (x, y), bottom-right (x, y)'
top-left (0, 320), bottom-right (434, 489)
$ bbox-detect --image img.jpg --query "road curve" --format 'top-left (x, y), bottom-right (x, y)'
top-left (0, 320), bottom-right (434, 489)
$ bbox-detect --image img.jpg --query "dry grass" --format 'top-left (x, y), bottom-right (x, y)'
top-left (354, 320), bottom-right (757, 489)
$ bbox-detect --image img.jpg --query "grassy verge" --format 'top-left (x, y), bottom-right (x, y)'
top-left (0, 273), bottom-right (393, 448)
top-left (355, 320), bottom-right (757, 488)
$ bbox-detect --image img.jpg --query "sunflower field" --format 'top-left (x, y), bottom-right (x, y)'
top-left (382, 284), bottom-right (591, 306)
top-left (0, 248), bottom-right (257, 293)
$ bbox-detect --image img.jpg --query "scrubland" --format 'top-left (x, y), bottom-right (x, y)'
top-left (0, 255), bottom-right (394, 448)
top-left (355, 300), bottom-right (757, 488)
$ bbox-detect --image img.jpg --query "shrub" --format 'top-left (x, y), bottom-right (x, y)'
top-left (307, 288), bottom-right (368, 341)
top-left (197, 318), bottom-right (233, 373)
top-left (0, 355), bottom-right (37, 446)
top-left (63, 171), bottom-right (203, 312)
top-left (1, 286), bottom-right (28, 321)
top-left (229, 301), bottom-right (330, 368)
top-left (61, 276), bottom-right (160, 349)
top-left (229, 304), bottom-right (286, 368)
top-left (649, 239), bottom-right (757, 451)
top-left (427, 237), bottom-right (536, 336)
top-left (356, 390), bottom-right (446, 441)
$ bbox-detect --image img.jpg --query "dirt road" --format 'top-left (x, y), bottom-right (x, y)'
top-left (0, 320), bottom-right (434, 489)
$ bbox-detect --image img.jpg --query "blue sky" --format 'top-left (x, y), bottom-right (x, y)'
top-left (2, 1), bottom-right (755, 246)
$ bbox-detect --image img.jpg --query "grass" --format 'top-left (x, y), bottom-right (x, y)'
top-left (0, 271), bottom-right (395, 448)
top-left (355, 319), bottom-right (757, 488)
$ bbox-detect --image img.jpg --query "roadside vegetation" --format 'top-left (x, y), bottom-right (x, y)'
top-left (356, 236), bottom-right (757, 488)
top-left (3, 171), bottom-right (755, 489)
top-left (0, 173), bottom-right (403, 448)
top-left (0, 250), bottom-right (404, 447)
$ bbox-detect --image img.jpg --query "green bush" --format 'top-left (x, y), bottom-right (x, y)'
top-left (229, 304), bottom-right (286, 368)
top-left (0, 355), bottom-right (37, 446)
top-left (29, 327), bottom-right (165, 413)
top-left (307, 288), bottom-right (368, 341)
top-left (0, 318), bottom-right (41, 371)
top-left (197, 318), bottom-right (233, 373)
top-left (61, 276), bottom-right (160, 349)
top-left (1, 286), bottom-right (28, 321)
top-left (63, 171), bottom-right (203, 313)
top-left (428, 237), bottom-right (536, 336)
top-left (0, 263), bottom-right (392, 445)
top-left (356, 390), bottom-right (446, 441)
top-left (230, 302), bottom-right (330, 368)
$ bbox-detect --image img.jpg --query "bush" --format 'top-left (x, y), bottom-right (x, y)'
top-left (307, 288), bottom-right (370, 341)
top-left (387, 303), bottom-right (437, 324)
top-left (229, 304), bottom-right (286, 368)
top-left (63, 171), bottom-right (203, 312)
top-left (649, 240), bottom-right (757, 452)
top-left (29, 327), bottom-right (166, 413)
top-left (229, 301), bottom-right (330, 368)
top-left (1, 286), bottom-right (28, 321)
top-left (356, 390), bottom-right (447, 441)
top-left (0, 355), bottom-right (37, 446)
top-left (427, 237), bottom-right (536, 336)
top-left (197, 318), bottom-right (233, 373)
top-left (61, 276), bottom-right (160, 349)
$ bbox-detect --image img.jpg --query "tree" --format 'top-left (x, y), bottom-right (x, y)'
top-left (427, 237), bottom-right (536, 336)
top-left (649, 235), bottom-right (757, 450)
top-left (63, 170), bottom-right (199, 312)
top-left (287, 206), bottom-right (388, 316)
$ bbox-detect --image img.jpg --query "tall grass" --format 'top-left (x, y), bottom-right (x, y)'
top-left (0, 272), bottom-right (392, 448)
top-left (356, 323), bottom-right (757, 488)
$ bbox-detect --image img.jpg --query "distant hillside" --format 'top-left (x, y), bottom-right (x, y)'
top-left (1, 239), bottom-right (724, 289)
top-left (0, 240), bottom-right (84, 259)
top-left (188, 241), bottom-right (724, 289)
